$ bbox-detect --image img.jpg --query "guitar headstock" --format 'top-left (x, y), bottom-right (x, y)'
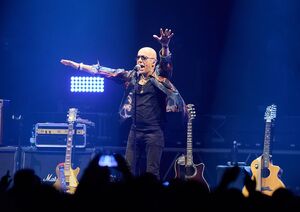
top-left (67, 108), bottom-right (78, 124)
top-left (264, 104), bottom-right (277, 123)
top-left (186, 104), bottom-right (196, 121)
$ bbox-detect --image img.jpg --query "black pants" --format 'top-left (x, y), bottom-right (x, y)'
top-left (125, 126), bottom-right (164, 180)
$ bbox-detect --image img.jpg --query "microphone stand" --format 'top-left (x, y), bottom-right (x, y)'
top-left (132, 70), bottom-right (139, 176)
top-left (12, 114), bottom-right (23, 171)
top-left (231, 140), bottom-right (237, 166)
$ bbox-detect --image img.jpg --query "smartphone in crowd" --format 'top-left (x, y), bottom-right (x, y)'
top-left (98, 154), bottom-right (118, 167)
top-left (98, 154), bottom-right (123, 182)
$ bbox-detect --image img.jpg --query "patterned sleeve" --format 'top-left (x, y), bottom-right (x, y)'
top-left (91, 64), bottom-right (132, 84)
top-left (157, 51), bottom-right (173, 79)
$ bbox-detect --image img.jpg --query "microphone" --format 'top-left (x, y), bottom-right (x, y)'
top-left (133, 64), bottom-right (141, 79)
top-left (133, 64), bottom-right (141, 72)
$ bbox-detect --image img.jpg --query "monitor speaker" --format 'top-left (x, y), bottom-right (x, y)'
top-left (216, 165), bottom-right (250, 190)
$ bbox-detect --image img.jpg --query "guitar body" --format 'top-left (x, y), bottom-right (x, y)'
top-left (53, 162), bottom-right (80, 194)
top-left (174, 156), bottom-right (210, 192)
top-left (242, 156), bottom-right (285, 197)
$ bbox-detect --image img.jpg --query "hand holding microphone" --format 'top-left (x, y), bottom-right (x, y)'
top-left (133, 64), bottom-right (141, 79)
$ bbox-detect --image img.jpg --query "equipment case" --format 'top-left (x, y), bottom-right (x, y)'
top-left (34, 122), bottom-right (86, 148)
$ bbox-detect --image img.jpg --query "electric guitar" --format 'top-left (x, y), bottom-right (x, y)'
top-left (53, 108), bottom-right (80, 194)
top-left (242, 104), bottom-right (285, 196)
top-left (174, 104), bottom-right (210, 191)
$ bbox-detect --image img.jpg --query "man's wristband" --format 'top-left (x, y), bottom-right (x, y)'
top-left (77, 63), bottom-right (83, 70)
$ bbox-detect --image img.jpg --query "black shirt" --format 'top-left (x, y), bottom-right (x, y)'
top-left (133, 80), bottom-right (166, 130)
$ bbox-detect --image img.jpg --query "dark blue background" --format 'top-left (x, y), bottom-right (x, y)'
top-left (2, 0), bottom-right (300, 192)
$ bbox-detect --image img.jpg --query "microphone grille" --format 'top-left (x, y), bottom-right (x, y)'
top-left (135, 64), bottom-right (141, 71)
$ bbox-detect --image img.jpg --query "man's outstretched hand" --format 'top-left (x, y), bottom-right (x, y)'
top-left (153, 28), bottom-right (174, 47)
top-left (60, 59), bottom-right (78, 69)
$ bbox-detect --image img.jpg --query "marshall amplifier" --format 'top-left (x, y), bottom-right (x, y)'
top-left (34, 122), bottom-right (86, 148)
top-left (20, 147), bottom-right (96, 185)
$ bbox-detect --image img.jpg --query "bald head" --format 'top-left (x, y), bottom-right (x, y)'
top-left (138, 47), bottom-right (157, 61)
top-left (136, 47), bottom-right (157, 76)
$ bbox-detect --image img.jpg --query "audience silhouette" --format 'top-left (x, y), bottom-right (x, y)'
top-left (1, 153), bottom-right (300, 211)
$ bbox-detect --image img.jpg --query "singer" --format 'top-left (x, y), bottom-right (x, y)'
top-left (60, 28), bottom-right (186, 180)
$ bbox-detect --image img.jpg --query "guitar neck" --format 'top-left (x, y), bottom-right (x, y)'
top-left (262, 121), bottom-right (272, 168)
top-left (64, 122), bottom-right (74, 173)
top-left (186, 120), bottom-right (193, 166)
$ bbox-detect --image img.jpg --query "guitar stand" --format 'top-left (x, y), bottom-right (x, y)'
top-left (162, 152), bottom-right (182, 182)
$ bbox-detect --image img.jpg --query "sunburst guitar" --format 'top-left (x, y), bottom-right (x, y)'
top-left (53, 108), bottom-right (80, 194)
top-left (174, 104), bottom-right (210, 192)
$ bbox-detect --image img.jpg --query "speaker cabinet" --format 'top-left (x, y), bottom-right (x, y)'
top-left (0, 146), bottom-right (19, 177)
top-left (20, 147), bottom-right (96, 185)
top-left (0, 99), bottom-right (11, 145)
top-left (216, 165), bottom-right (250, 190)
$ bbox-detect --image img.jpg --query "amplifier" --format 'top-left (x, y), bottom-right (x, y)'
top-left (20, 147), bottom-right (96, 184)
top-left (34, 122), bottom-right (86, 148)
